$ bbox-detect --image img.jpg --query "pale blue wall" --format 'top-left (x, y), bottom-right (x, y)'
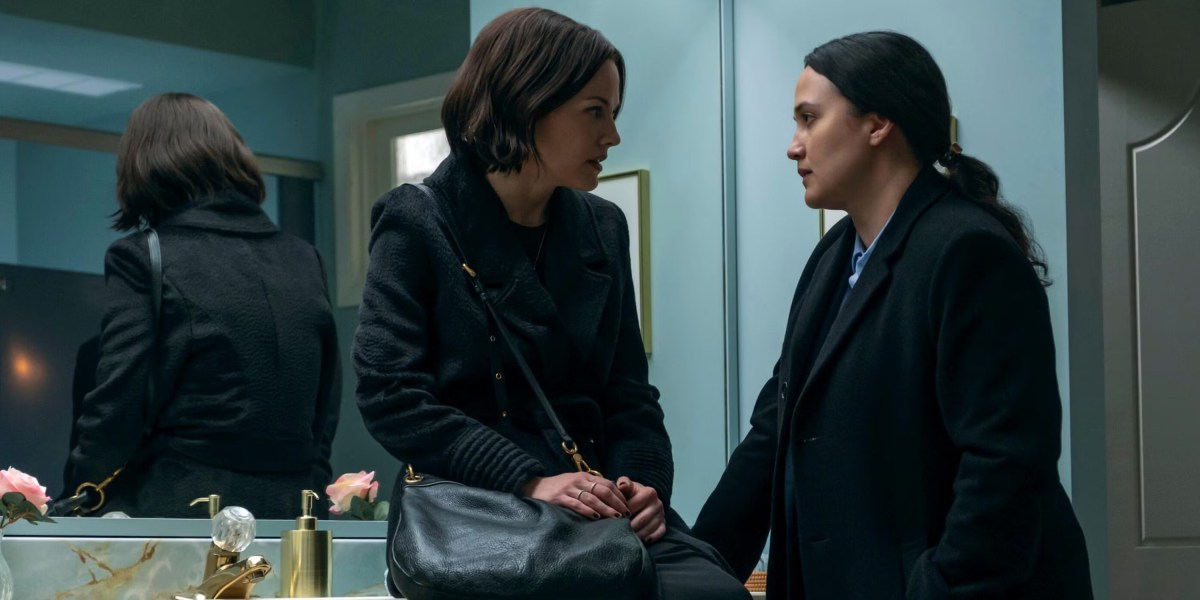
top-left (733, 0), bottom-right (1073, 491)
top-left (15, 143), bottom-right (119, 274)
top-left (470, 0), bottom-right (728, 523)
top-left (223, 73), bottom-right (321, 161)
top-left (83, 75), bottom-right (321, 162)
top-left (0, 140), bottom-right (15, 263)
top-left (13, 141), bottom-right (280, 275)
top-left (172, 73), bottom-right (321, 161)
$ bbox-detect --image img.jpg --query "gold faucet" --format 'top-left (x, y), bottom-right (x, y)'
top-left (174, 495), bottom-right (273, 599)
top-left (173, 555), bottom-right (272, 599)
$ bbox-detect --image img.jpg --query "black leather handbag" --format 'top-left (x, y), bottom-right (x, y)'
top-left (390, 473), bottom-right (656, 600)
top-left (386, 184), bottom-right (657, 599)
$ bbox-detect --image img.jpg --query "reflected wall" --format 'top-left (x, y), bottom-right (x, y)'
top-left (0, 0), bottom-right (471, 524)
top-left (0, 140), bottom-right (15, 263)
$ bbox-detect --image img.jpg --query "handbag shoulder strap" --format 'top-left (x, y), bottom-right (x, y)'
top-left (54, 226), bottom-right (167, 516)
top-left (412, 183), bottom-right (598, 475)
top-left (144, 225), bottom-right (163, 441)
top-left (143, 226), bottom-right (163, 440)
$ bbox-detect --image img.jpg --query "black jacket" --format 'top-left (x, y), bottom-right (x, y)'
top-left (693, 168), bottom-right (1092, 599)
top-left (67, 192), bottom-right (340, 518)
top-left (354, 154), bottom-right (673, 504)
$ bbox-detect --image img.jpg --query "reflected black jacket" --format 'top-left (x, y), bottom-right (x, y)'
top-left (67, 192), bottom-right (340, 518)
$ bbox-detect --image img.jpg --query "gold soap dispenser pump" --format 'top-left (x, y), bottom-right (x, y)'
top-left (189, 495), bottom-right (237, 579)
top-left (279, 490), bottom-right (332, 597)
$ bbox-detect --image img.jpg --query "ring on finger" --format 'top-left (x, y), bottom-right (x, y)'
top-left (589, 482), bottom-right (598, 494)
top-left (577, 489), bottom-right (586, 501)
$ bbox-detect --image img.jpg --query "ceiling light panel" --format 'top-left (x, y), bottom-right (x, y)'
top-left (0, 59), bottom-right (140, 97)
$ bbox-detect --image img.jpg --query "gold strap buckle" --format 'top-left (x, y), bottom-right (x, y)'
top-left (561, 441), bottom-right (602, 477)
top-left (73, 466), bottom-right (124, 515)
top-left (404, 464), bottom-right (424, 484)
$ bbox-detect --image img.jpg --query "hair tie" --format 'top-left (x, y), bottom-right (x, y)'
top-left (939, 142), bottom-right (963, 168)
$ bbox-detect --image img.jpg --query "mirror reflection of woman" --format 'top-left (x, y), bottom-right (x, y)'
top-left (66, 93), bottom-right (340, 519)
top-left (354, 8), bottom-right (748, 599)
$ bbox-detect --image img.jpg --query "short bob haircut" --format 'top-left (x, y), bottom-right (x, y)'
top-left (113, 93), bottom-right (265, 231)
top-left (441, 7), bottom-right (625, 173)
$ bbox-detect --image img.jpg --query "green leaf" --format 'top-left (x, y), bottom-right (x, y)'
top-left (29, 510), bottom-right (56, 524)
top-left (373, 500), bottom-right (390, 521)
top-left (350, 496), bottom-right (371, 521)
top-left (0, 495), bottom-right (56, 525)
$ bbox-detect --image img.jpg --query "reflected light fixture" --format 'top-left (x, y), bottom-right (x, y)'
top-left (0, 59), bottom-right (141, 97)
top-left (13, 354), bottom-right (30, 378)
top-left (8, 346), bottom-right (45, 390)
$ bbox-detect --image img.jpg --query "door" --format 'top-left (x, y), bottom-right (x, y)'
top-left (1099, 0), bottom-right (1200, 597)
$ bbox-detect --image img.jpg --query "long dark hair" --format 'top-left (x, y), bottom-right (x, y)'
top-left (114, 93), bottom-right (264, 231)
top-left (441, 7), bottom-right (625, 173)
top-left (805, 31), bottom-right (1049, 285)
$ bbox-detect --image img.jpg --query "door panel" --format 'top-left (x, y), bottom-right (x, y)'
top-left (1099, 0), bottom-right (1200, 597)
top-left (1130, 101), bottom-right (1200, 542)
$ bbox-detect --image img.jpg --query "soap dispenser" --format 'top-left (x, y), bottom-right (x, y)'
top-left (279, 490), bottom-right (332, 597)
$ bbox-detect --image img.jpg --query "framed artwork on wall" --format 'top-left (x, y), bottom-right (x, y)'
top-left (594, 169), bottom-right (652, 354)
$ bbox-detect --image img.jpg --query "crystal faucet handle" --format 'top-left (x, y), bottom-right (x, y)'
top-left (212, 506), bottom-right (256, 553)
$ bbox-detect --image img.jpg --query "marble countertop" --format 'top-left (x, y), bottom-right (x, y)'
top-left (282, 596), bottom-right (767, 599)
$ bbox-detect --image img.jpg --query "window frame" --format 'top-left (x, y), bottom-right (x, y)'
top-left (331, 71), bottom-right (455, 307)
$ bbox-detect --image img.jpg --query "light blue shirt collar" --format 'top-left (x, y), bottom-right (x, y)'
top-left (848, 213), bottom-right (895, 290)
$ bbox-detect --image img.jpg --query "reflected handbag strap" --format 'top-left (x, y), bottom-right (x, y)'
top-left (144, 226), bottom-right (163, 438)
top-left (57, 226), bottom-right (164, 516)
top-left (413, 183), bottom-right (601, 477)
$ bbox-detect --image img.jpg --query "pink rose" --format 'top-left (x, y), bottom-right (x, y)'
top-left (325, 471), bottom-right (379, 516)
top-left (0, 467), bottom-right (51, 515)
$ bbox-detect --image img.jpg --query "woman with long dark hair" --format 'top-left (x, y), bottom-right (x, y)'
top-left (694, 31), bottom-right (1092, 599)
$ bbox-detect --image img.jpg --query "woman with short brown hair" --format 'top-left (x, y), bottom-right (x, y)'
top-left (67, 93), bottom-right (340, 519)
top-left (355, 8), bottom-right (748, 599)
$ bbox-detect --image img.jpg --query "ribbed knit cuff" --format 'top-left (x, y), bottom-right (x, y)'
top-left (447, 428), bottom-right (547, 494)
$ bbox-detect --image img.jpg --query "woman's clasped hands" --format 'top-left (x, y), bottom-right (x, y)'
top-left (522, 472), bottom-right (666, 543)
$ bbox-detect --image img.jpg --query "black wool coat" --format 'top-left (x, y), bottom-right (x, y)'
top-left (693, 168), bottom-right (1092, 599)
top-left (354, 154), bottom-right (673, 505)
top-left (67, 192), bottom-right (340, 519)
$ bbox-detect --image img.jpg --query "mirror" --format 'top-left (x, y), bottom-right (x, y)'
top-left (0, 6), bottom-right (365, 532)
top-left (1, 0), bottom-right (737, 533)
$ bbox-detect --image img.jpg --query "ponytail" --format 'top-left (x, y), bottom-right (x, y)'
top-left (805, 31), bottom-right (1052, 286)
top-left (942, 150), bottom-right (1050, 286)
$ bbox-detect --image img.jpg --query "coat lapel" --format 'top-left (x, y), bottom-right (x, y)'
top-left (777, 224), bottom-right (855, 434)
top-left (426, 155), bottom-right (611, 365)
top-left (794, 167), bottom-right (952, 408)
top-left (429, 156), bottom-right (557, 342)
top-left (541, 189), bottom-right (611, 360)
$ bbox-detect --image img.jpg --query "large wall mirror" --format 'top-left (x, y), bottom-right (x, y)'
top-left (1, 0), bottom-right (739, 537)
top-left (0, 4), bottom-right (349, 535)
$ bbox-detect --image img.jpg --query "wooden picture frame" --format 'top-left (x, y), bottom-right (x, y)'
top-left (819, 208), bottom-right (848, 237)
top-left (595, 169), bottom-right (652, 354)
